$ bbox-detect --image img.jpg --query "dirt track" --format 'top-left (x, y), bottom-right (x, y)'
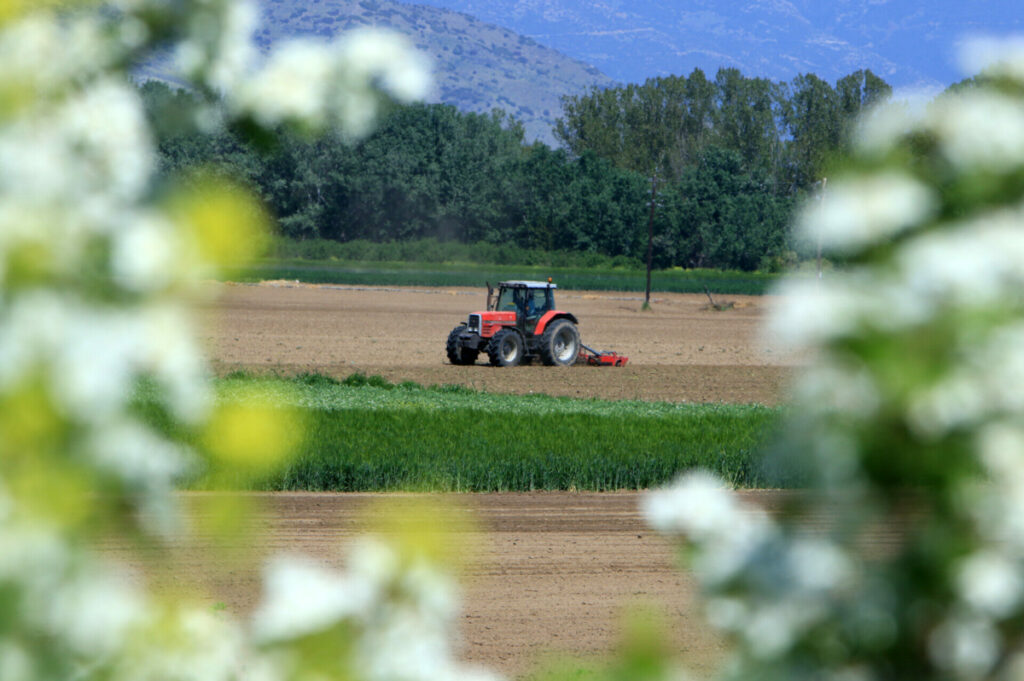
top-left (201, 282), bottom-right (799, 404)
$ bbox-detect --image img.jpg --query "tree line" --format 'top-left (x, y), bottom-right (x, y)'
top-left (143, 67), bottom-right (892, 272)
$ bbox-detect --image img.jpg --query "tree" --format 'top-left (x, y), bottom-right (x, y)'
top-left (672, 147), bottom-right (791, 270)
top-left (835, 68), bottom-right (893, 151)
top-left (782, 73), bottom-right (842, 189)
top-left (713, 68), bottom-right (785, 176)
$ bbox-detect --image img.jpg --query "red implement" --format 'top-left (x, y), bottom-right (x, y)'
top-left (580, 345), bottom-right (629, 366)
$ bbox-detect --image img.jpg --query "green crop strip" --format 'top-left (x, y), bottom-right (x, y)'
top-left (140, 373), bottom-right (784, 491)
top-left (231, 259), bottom-right (781, 295)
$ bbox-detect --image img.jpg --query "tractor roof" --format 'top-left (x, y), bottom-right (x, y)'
top-left (498, 280), bottom-right (557, 289)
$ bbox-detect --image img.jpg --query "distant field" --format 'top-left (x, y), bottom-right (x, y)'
top-left (148, 374), bottom-right (783, 492)
top-left (232, 259), bottom-right (781, 295)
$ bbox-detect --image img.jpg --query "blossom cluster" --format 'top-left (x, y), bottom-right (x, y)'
top-left (645, 44), bottom-right (1024, 681)
top-left (254, 538), bottom-right (498, 681)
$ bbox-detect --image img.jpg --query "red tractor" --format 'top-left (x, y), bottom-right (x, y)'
top-left (446, 280), bottom-right (581, 367)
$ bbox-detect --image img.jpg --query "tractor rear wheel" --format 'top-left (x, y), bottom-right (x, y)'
top-left (446, 325), bottom-right (479, 365)
top-left (539, 319), bottom-right (580, 366)
top-left (487, 329), bottom-right (524, 367)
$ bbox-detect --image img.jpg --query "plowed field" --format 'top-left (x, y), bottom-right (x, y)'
top-left (200, 282), bottom-right (798, 404)
top-left (153, 492), bottom-right (757, 676)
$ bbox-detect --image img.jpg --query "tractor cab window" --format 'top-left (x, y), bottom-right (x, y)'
top-left (495, 286), bottom-right (554, 318)
top-left (527, 288), bottom-right (553, 318)
top-left (496, 288), bottom-right (518, 312)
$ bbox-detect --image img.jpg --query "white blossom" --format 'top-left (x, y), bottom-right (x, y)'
top-left (0, 525), bottom-right (70, 584)
top-left (928, 615), bottom-right (1000, 679)
top-left (44, 566), bottom-right (147, 657)
top-left (643, 471), bottom-right (744, 539)
top-left (970, 423), bottom-right (1024, 551)
top-left (792, 362), bottom-right (882, 421)
top-left (957, 550), bottom-right (1024, 618)
top-left (908, 322), bottom-right (1024, 437)
top-left (644, 473), bottom-right (777, 586)
top-left (57, 79), bottom-right (153, 202)
top-left (977, 422), bottom-right (1024, 483)
top-left (233, 40), bottom-right (335, 128)
top-left (337, 28), bottom-right (432, 103)
top-left (252, 554), bottom-right (373, 642)
top-left (928, 90), bottom-right (1024, 173)
top-left (0, 80), bottom-right (152, 206)
top-left (115, 609), bottom-right (248, 681)
top-left (348, 534), bottom-right (403, 586)
top-left (232, 27), bottom-right (430, 139)
top-left (207, 0), bottom-right (260, 93)
top-left (796, 172), bottom-right (937, 254)
top-left (742, 599), bottom-right (825, 659)
top-left (767, 278), bottom-right (855, 351)
top-left (855, 99), bottom-right (920, 155)
top-left (357, 609), bottom-right (453, 681)
top-left (400, 559), bottom-right (460, 625)
top-left (0, 14), bottom-right (113, 99)
top-left (111, 211), bottom-right (181, 293)
top-left (959, 35), bottom-right (1024, 85)
top-left (87, 420), bottom-right (191, 491)
top-left (138, 303), bottom-right (213, 424)
top-left (898, 205), bottom-right (1024, 308)
top-left (787, 537), bottom-right (854, 594)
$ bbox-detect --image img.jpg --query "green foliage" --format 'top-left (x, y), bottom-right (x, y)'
top-left (268, 235), bottom-right (643, 268)
top-left (142, 374), bottom-right (782, 492)
top-left (140, 73), bottom-right (860, 273)
top-left (663, 147), bottom-right (795, 270)
top-left (557, 67), bottom-right (891, 192)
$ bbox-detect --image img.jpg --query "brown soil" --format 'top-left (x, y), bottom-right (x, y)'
top-left (145, 492), bottom-right (785, 676)
top-left (200, 282), bottom-right (799, 404)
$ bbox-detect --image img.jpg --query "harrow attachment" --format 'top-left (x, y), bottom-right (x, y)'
top-left (579, 344), bottom-right (629, 367)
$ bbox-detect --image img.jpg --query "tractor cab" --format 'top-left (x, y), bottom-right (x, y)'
top-left (489, 281), bottom-right (555, 333)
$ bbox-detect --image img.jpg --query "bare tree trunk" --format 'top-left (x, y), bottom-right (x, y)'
top-left (645, 174), bottom-right (658, 307)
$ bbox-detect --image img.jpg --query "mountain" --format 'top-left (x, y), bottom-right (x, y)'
top-left (406, 0), bottom-right (1024, 91)
top-left (245, 0), bottom-right (614, 145)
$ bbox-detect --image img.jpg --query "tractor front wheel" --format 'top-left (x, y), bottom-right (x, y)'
top-left (446, 325), bottom-right (479, 365)
top-left (487, 329), bottom-right (524, 367)
top-left (539, 319), bottom-right (580, 366)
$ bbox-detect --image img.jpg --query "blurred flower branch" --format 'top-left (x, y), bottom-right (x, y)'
top-left (645, 41), bottom-right (1024, 681)
top-left (0, 2), bottom-right (502, 681)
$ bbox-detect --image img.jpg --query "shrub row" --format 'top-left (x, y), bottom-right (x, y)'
top-left (236, 253), bottom-right (782, 295)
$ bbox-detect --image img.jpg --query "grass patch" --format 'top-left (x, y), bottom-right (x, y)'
top-left (143, 373), bottom-right (784, 491)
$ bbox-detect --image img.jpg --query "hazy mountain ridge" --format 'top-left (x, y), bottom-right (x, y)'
top-left (409, 0), bottom-right (1023, 90)
top-left (250, 0), bottom-right (615, 145)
